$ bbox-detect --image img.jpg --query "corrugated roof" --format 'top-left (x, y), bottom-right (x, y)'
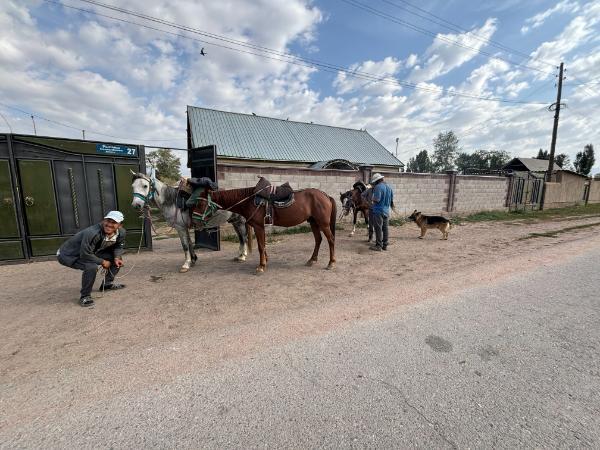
top-left (187, 106), bottom-right (403, 167)
top-left (503, 157), bottom-right (561, 172)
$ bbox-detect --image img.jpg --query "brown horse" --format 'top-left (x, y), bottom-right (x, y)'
top-left (195, 187), bottom-right (337, 273)
top-left (340, 181), bottom-right (373, 238)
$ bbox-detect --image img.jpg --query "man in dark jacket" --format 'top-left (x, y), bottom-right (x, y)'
top-left (57, 211), bottom-right (127, 307)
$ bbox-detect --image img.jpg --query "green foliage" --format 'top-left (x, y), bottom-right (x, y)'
top-left (146, 148), bottom-right (182, 183)
top-left (432, 131), bottom-right (459, 172)
top-left (574, 144), bottom-right (595, 176)
top-left (407, 149), bottom-right (434, 173)
top-left (534, 149), bottom-right (571, 169)
top-left (455, 149), bottom-right (511, 173)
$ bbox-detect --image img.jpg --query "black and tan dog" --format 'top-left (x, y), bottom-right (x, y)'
top-left (408, 210), bottom-right (451, 240)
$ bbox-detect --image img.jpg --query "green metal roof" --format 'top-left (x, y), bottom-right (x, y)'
top-left (187, 106), bottom-right (403, 167)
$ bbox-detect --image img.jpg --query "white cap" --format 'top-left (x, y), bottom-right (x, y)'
top-left (104, 210), bottom-right (125, 223)
top-left (371, 173), bottom-right (384, 183)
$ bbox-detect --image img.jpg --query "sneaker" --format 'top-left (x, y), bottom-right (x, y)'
top-left (382, 246), bottom-right (388, 251)
top-left (79, 296), bottom-right (94, 307)
top-left (99, 282), bottom-right (126, 291)
top-left (369, 245), bottom-right (382, 252)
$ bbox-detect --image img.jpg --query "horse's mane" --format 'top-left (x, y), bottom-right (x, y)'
top-left (213, 187), bottom-right (256, 206)
top-left (159, 184), bottom-right (180, 207)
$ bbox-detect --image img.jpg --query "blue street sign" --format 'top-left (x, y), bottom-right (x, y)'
top-left (96, 143), bottom-right (137, 157)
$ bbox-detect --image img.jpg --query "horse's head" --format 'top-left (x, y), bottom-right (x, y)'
top-left (130, 170), bottom-right (155, 209)
top-left (340, 190), bottom-right (354, 216)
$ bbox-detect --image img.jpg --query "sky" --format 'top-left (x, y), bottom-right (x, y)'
top-left (1, 0), bottom-right (599, 175)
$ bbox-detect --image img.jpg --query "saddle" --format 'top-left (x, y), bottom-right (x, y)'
top-left (254, 176), bottom-right (295, 225)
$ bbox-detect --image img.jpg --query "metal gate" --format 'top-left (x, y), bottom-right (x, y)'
top-left (507, 173), bottom-right (544, 211)
top-left (0, 134), bottom-right (151, 262)
top-left (189, 144), bottom-right (220, 251)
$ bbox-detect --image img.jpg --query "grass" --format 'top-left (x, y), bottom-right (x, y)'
top-left (519, 221), bottom-right (600, 240)
top-left (454, 203), bottom-right (600, 224)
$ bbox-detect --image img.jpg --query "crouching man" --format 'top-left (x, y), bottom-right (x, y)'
top-left (57, 211), bottom-right (127, 307)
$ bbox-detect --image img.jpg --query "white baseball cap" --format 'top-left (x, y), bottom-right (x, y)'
top-left (104, 210), bottom-right (125, 223)
top-left (371, 173), bottom-right (384, 183)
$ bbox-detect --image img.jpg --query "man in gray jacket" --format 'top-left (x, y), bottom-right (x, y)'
top-left (57, 211), bottom-right (127, 307)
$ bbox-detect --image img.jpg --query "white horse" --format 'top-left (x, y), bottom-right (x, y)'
top-left (130, 171), bottom-right (250, 272)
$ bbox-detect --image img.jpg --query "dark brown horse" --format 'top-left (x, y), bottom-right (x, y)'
top-left (195, 187), bottom-right (337, 273)
top-left (340, 181), bottom-right (373, 238)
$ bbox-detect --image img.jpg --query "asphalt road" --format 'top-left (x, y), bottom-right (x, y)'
top-left (3, 250), bottom-right (600, 449)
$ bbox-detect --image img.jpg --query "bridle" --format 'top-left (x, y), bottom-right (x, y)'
top-left (132, 175), bottom-right (157, 207)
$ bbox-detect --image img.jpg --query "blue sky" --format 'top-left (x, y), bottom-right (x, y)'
top-left (1, 0), bottom-right (599, 174)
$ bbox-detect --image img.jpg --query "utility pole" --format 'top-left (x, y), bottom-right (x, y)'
top-left (546, 62), bottom-right (565, 182)
top-left (394, 137), bottom-right (399, 157)
top-left (31, 115), bottom-right (37, 135)
top-left (82, 129), bottom-right (86, 140)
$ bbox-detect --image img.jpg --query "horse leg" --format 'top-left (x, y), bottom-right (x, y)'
top-left (187, 228), bottom-right (198, 266)
top-left (349, 209), bottom-right (357, 237)
top-left (321, 225), bottom-right (336, 270)
top-left (254, 224), bottom-right (267, 273)
top-left (176, 227), bottom-right (193, 272)
top-left (232, 220), bottom-right (247, 262)
top-left (306, 220), bottom-right (322, 266)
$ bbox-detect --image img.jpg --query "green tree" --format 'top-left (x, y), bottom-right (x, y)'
top-left (455, 149), bottom-right (510, 174)
top-left (407, 149), bottom-right (434, 173)
top-left (432, 131), bottom-right (459, 172)
top-left (554, 153), bottom-right (571, 169)
top-left (574, 144), bottom-right (595, 176)
top-left (146, 148), bottom-right (182, 183)
top-left (535, 148), bottom-right (549, 159)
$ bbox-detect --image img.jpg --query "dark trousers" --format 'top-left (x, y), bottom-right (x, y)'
top-left (372, 212), bottom-right (389, 249)
top-left (368, 210), bottom-right (374, 241)
top-left (58, 250), bottom-right (120, 298)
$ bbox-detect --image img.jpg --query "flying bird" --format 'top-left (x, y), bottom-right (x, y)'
top-left (200, 47), bottom-right (207, 56)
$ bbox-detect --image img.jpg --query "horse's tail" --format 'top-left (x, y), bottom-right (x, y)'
top-left (245, 222), bottom-right (253, 254)
top-left (329, 196), bottom-right (337, 238)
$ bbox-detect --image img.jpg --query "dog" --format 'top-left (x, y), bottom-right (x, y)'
top-left (408, 210), bottom-right (451, 240)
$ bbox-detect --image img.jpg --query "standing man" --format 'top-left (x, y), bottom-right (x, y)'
top-left (57, 211), bottom-right (127, 307)
top-left (369, 173), bottom-right (393, 251)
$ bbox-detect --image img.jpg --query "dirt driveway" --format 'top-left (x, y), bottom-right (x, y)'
top-left (2, 215), bottom-right (600, 431)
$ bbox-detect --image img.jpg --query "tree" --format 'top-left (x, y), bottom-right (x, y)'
top-left (534, 149), bottom-right (571, 169)
top-left (554, 153), bottom-right (571, 170)
top-left (146, 148), bottom-right (182, 183)
top-left (574, 144), bottom-right (595, 176)
top-left (432, 131), bottom-right (459, 172)
top-left (455, 149), bottom-right (510, 174)
top-left (407, 149), bottom-right (434, 173)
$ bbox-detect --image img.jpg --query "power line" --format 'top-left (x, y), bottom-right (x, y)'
top-left (339, 0), bottom-right (556, 76)
top-left (0, 101), bottom-right (185, 142)
top-left (377, 0), bottom-right (556, 68)
top-left (50, 0), bottom-right (548, 105)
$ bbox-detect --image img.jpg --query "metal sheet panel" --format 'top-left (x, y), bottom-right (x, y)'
top-left (54, 161), bottom-right (91, 234)
top-left (0, 160), bottom-right (19, 238)
top-left (85, 163), bottom-right (117, 224)
top-left (17, 160), bottom-right (60, 236)
top-left (0, 241), bottom-right (24, 260)
top-left (190, 145), bottom-right (220, 251)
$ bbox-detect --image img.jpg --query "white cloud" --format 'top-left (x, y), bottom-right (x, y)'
top-left (333, 57), bottom-right (403, 96)
top-left (408, 18), bottom-right (497, 83)
top-left (521, 0), bottom-right (580, 34)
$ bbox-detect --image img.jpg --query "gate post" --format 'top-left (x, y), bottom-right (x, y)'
top-left (445, 170), bottom-right (458, 213)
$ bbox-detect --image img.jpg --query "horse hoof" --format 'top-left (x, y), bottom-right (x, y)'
top-left (180, 267), bottom-right (190, 273)
top-left (348, 233), bottom-right (354, 237)
top-left (256, 267), bottom-right (264, 274)
top-left (326, 263), bottom-right (336, 270)
top-left (305, 260), bottom-right (316, 267)
top-left (233, 256), bottom-right (246, 262)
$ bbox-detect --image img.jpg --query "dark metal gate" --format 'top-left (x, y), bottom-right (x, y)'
top-left (0, 134), bottom-right (151, 263)
top-left (507, 173), bottom-right (544, 211)
top-left (189, 144), bottom-right (219, 251)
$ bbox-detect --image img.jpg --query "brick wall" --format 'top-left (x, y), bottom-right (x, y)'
top-left (453, 175), bottom-right (509, 213)
top-left (589, 180), bottom-right (600, 204)
top-left (382, 172), bottom-right (449, 215)
top-left (543, 172), bottom-right (587, 208)
top-left (218, 164), bottom-right (511, 216)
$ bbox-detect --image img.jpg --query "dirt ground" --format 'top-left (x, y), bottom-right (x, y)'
top-left (2, 214), bottom-right (600, 431)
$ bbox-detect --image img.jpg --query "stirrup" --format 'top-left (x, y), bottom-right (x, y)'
top-left (264, 214), bottom-right (273, 225)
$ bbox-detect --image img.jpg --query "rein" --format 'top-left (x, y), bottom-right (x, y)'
top-left (194, 185), bottom-right (272, 225)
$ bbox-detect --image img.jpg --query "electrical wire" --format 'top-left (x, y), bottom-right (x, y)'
top-left (47, 0), bottom-right (549, 105)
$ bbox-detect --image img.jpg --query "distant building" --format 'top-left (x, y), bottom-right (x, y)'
top-left (187, 106), bottom-right (404, 172)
